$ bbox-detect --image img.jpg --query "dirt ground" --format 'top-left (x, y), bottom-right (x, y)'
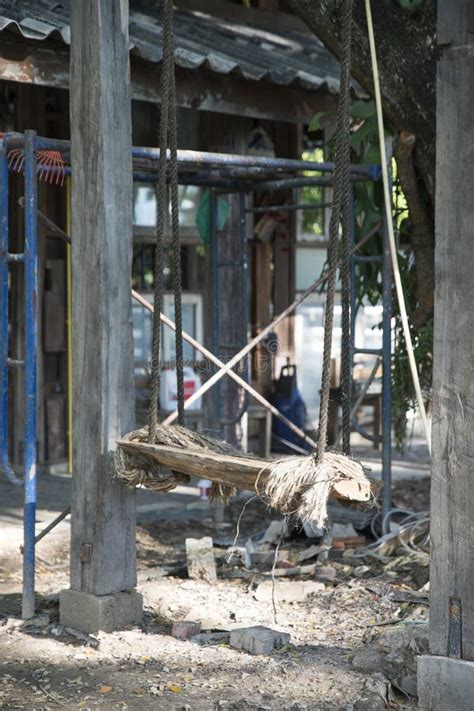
top-left (0, 482), bottom-right (429, 710)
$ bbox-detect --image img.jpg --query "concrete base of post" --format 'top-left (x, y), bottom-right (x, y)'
top-left (418, 655), bottom-right (474, 710)
top-left (60, 588), bottom-right (143, 634)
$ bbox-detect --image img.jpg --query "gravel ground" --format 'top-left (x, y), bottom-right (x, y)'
top-left (0, 490), bottom-right (429, 710)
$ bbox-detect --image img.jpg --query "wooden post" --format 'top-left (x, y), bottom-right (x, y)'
top-left (60, 0), bottom-right (142, 632)
top-left (204, 114), bottom-right (252, 448)
top-left (418, 2), bottom-right (474, 707)
top-left (220, 193), bottom-right (246, 448)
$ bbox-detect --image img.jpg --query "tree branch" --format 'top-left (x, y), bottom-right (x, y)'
top-left (290, 0), bottom-right (437, 325)
top-left (289, 0), bottom-right (436, 202)
top-left (394, 131), bottom-right (434, 327)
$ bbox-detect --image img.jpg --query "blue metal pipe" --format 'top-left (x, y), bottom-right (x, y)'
top-left (0, 138), bottom-right (21, 486)
top-left (236, 191), bottom-right (250, 422)
top-left (130, 146), bottom-right (380, 178)
top-left (22, 130), bottom-right (38, 619)
top-left (29, 135), bottom-right (380, 179)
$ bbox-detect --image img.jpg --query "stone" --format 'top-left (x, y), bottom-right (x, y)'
top-left (354, 673), bottom-right (389, 711)
top-left (254, 580), bottom-right (324, 603)
top-left (302, 521), bottom-right (325, 538)
top-left (171, 621), bottom-right (201, 640)
top-left (418, 655), bottom-right (474, 711)
top-left (50, 625), bottom-right (65, 637)
top-left (261, 520), bottom-right (285, 544)
top-left (353, 694), bottom-right (385, 711)
top-left (3, 618), bottom-right (23, 632)
top-left (378, 622), bottom-right (429, 656)
top-left (396, 674), bottom-right (417, 698)
top-left (183, 607), bottom-right (231, 631)
top-left (332, 522), bottom-right (358, 538)
top-left (352, 649), bottom-right (385, 673)
top-left (293, 544), bottom-right (327, 564)
top-left (59, 588), bottom-right (143, 634)
top-left (229, 626), bottom-right (290, 655)
top-left (185, 536), bottom-right (217, 584)
top-left (246, 548), bottom-right (290, 568)
top-left (23, 613), bottom-right (49, 628)
top-left (353, 565), bottom-right (371, 578)
top-left (64, 626), bottom-right (100, 648)
top-left (314, 566), bottom-right (337, 582)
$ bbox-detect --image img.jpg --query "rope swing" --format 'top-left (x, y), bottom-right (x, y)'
top-left (148, 0), bottom-right (185, 438)
top-left (115, 0), bottom-right (374, 528)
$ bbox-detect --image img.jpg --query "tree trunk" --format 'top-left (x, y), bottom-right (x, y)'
top-left (290, 0), bottom-right (436, 322)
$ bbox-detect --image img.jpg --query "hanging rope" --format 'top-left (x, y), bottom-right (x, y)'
top-left (316, 0), bottom-right (353, 463)
top-left (116, 0), bottom-right (372, 511)
top-left (148, 0), bottom-right (185, 442)
top-left (167, 18), bottom-right (185, 427)
top-left (340, 93), bottom-right (353, 455)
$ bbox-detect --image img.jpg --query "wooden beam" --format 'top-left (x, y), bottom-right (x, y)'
top-left (69, 0), bottom-right (136, 596)
top-left (0, 34), bottom-right (337, 125)
top-left (430, 2), bottom-right (474, 660)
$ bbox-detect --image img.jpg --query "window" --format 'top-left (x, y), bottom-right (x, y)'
top-left (132, 292), bottom-right (204, 369)
top-left (133, 182), bottom-right (203, 237)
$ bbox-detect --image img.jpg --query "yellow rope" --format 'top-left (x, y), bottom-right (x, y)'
top-left (365, 0), bottom-right (431, 456)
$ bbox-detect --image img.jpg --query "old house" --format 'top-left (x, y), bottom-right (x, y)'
top-left (0, 0), bottom-right (370, 471)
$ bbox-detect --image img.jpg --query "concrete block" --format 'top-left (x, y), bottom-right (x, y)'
top-left (171, 621), bottom-right (201, 640)
top-left (60, 588), bottom-right (143, 634)
top-left (418, 655), bottom-right (474, 710)
top-left (230, 625), bottom-right (290, 655)
top-left (186, 536), bottom-right (217, 583)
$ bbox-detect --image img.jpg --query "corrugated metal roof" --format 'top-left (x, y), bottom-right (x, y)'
top-left (0, 0), bottom-right (352, 94)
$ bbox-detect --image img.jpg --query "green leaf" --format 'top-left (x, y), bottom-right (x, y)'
top-left (364, 143), bottom-right (382, 165)
top-left (350, 100), bottom-right (376, 119)
top-left (350, 119), bottom-right (376, 153)
top-left (309, 111), bottom-right (327, 131)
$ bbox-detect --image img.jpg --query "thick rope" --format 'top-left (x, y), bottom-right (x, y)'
top-left (316, 0), bottom-right (353, 463)
top-left (340, 83), bottom-right (353, 455)
top-left (148, 2), bottom-right (172, 443)
top-left (148, 0), bottom-right (185, 439)
top-left (167, 16), bottom-right (185, 426)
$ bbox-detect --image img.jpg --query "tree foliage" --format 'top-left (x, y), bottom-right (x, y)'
top-left (291, 0), bottom-right (436, 445)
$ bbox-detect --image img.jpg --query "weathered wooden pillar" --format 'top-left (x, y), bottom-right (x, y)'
top-left (418, 2), bottom-right (474, 707)
top-left (220, 193), bottom-right (247, 448)
top-left (59, 0), bottom-right (142, 633)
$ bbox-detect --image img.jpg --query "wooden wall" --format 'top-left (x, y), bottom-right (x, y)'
top-left (5, 83), bottom-right (69, 469)
top-left (4, 85), bottom-right (300, 463)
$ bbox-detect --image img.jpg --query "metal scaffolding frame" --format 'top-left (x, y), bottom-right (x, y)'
top-left (0, 131), bottom-right (391, 617)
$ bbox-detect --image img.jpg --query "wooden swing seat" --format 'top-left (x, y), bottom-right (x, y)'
top-left (115, 426), bottom-right (375, 526)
